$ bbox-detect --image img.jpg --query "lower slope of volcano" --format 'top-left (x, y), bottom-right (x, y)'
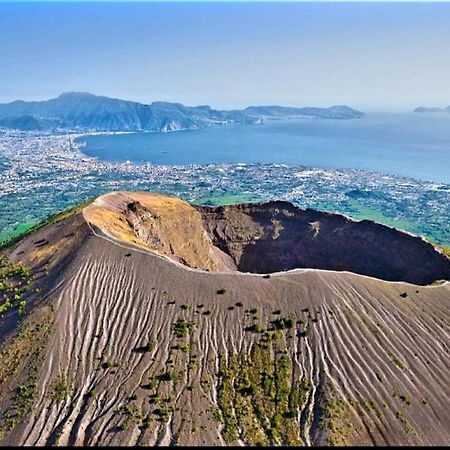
top-left (0, 191), bottom-right (449, 446)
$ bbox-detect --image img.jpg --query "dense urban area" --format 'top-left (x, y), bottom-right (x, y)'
top-left (1, 129), bottom-right (449, 247)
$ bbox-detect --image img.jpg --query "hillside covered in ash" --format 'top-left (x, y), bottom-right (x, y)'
top-left (0, 192), bottom-right (449, 446)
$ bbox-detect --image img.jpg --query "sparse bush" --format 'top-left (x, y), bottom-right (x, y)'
top-left (270, 316), bottom-right (295, 330)
top-left (145, 341), bottom-right (155, 352)
top-left (102, 357), bottom-right (120, 369)
top-left (173, 319), bottom-right (193, 338)
top-left (158, 371), bottom-right (176, 382)
top-left (399, 395), bottom-right (411, 405)
top-left (87, 389), bottom-right (96, 399)
top-left (141, 415), bottom-right (151, 429)
top-left (245, 323), bottom-right (263, 333)
top-left (49, 377), bottom-right (70, 402)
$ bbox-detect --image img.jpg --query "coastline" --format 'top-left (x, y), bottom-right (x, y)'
top-left (1, 128), bottom-right (449, 248)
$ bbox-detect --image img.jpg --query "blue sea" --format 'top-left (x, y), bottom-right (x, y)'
top-left (78, 112), bottom-right (450, 183)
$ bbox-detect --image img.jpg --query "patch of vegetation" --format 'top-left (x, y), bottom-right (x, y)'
top-left (133, 340), bottom-right (155, 354)
top-left (399, 395), bottom-right (411, 406)
top-left (6, 382), bottom-right (37, 432)
top-left (142, 377), bottom-right (157, 391)
top-left (148, 393), bottom-right (160, 403)
top-left (115, 403), bottom-right (141, 432)
top-left (0, 198), bottom-right (94, 250)
top-left (396, 411), bottom-right (417, 436)
top-left (49, 377), bottom-right (71, 402)
top-left (157, 371), bottom-right (176, 382)
top-left (173, 343), bottom-right (190, 352)
top-left (270, 316), bottom-right (295, 331)
top-left (173, 318), bottom-right (193, 338)
top-left (216, 337), bottom-right (312, 445)
top-left (0, 256), bottom-right (33, 316)
top-left (193, 192), bottom-right (259, 207)
top-left (144, 341), bottom-right (155, 352)
top-left (153, 406), bottom-right (173, 422)
top-left (245, 323), bottom-right (264, 333)
top-left (235, 302), bottom-right (243, 307)
top-left (319, 385), bottom-right (353, 445)
top-left (140, 414), bottom-right (151, 429)
top-left (118, 404), bottom-right (138, 417)
top-left (87, 389), bottom-right (97, 399)
top-left (217, 288), bottom-right (227, 295)
top-left (0, 306), bottom-right (54, 434)
top-left (102, 357), bottom-right (121, 369)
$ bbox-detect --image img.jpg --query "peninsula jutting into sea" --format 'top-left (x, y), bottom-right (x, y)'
top-left (0, 92), bottom-right (364, 132)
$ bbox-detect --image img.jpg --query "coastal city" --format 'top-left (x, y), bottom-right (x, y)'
top-left (1, 129), bottom-right (449, 247)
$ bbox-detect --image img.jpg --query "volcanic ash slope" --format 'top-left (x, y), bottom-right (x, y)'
top-left (0, 191), bottom-right (449, 446)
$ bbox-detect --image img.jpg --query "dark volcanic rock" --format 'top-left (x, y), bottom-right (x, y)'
top-left (197, 201), bottom-right (450, 285)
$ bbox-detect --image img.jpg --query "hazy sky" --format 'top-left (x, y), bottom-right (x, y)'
top-left (1, 2), bottom-right (450, 110)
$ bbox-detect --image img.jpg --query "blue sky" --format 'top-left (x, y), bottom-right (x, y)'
top-left (1, 2), bottom-right (450, 110)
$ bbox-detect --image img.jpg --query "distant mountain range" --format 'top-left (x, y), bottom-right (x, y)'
top-left (414, 106), bottom-right (450, 113)
top-left (0, 92), bottom-right (364, 132)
